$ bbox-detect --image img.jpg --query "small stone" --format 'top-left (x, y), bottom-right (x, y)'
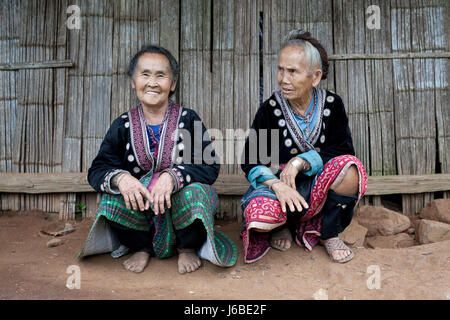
top-left (63, 223), bottom-right (76, 233)
top-left (46, 238), bottom-right (63, 248)
top-left (189, 290), bottom-right (195, 294)
top-left (356, 206), bottom-right (411, 236)
top-left (365, 233), bottom-right (415, 249)
top-left (420, 199), bottom-right (450, 224)
top-left (339, 219), bottom-right (368, 247)
top-left (416, 219), bottom-right (450, 244)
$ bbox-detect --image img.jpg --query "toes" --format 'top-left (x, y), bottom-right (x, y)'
top-left (177, 252), bottom-right (202, 274)
top-left (178, 265), bottom-right (187, 274)
top-left (122, 253), bottom-right (149, 273)
top-left (333, 250), bottom-right (350, 261)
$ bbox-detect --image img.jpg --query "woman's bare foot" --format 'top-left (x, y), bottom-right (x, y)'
top-left (123, 251), bottom-right (150, 273)
top-left (177, 248), bottom-right (202, 274)
top-left (270, 226), bottom-right (292, 251)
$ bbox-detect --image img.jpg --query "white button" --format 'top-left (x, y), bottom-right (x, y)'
top-left (121, 114), bottom-right (128, 119)
top-left (178, 143), bottom-right (185, 150)
top-left (179, 133), bottom-right (183, 139)
top-left (323, 123), bottom-right (326, 129)
top-left (178, 165), bottom-right (185, 170)
top-left (124, 122), bottom-right (130, 128)
top-left (179, 122), bottom-right (185, 128)
top-left (326, 95), bottom-right (335, 103)
top-left (128, 155), bottom-right (135, 162)
top-left (324, 109), bottom-right (331, 117)
top-left (290, 148), bottom-right (298, 154)
top-left (320, 135), bottom-right (325, 143)
top-left (285, 139), bottom-right (292, 147)
top-left (100, 184), bottom-right (105, 192)
top-left (126, 143), bottom-right (130, 150)
top-left (133, 167), bottom-right (141, 173)
top-left (182, 110), bottom-right (187, 116)
top-left (283, 129), bottom-right (288, 137)
top-left (176, 157), bottom-right (183, 164)
top-left (186, 174), bottom-right (191, 183)
top-left (274, 109), bottom-right (282, 117)
top-left (278, 119), bottom-right (286, 127)
top-left (269, 99), bottom-right (276, 107)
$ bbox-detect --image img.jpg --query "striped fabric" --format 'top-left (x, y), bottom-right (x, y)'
top-left (240, 154), bottom-right (367, 263)
top-left (78, 178), bottom-right (237, 267)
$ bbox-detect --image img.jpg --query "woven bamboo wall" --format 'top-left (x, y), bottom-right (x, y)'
top-left (0, 0), bottom-right (449, 219)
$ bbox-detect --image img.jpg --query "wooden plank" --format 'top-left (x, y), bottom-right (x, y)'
top-left (328, 52), bottom-right (450, 60)
top-left (0, 59), bottom-right (73, 71)
top-left (1, 172), bottom-right (449, 196)
top-left (0, 173), bottom-right (92, 193)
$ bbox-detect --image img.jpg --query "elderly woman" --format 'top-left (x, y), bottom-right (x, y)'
top-left (240, 30), bottom-right (368, 264)
top-left (78, 45), bottom-right (237, 274)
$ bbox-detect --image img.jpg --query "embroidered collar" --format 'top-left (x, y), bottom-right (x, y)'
top-left (274, 89), bottom-right (325, 153)
top-left (128, 102), bottom-right (182, 173)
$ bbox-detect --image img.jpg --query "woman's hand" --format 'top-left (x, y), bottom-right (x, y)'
top-left (117, 173), bottom-right (152, 212)
top-left (271, 180), bottom-right (309, 214)
top-left (279, 157), bottom-right (304, 189)
top-left (148, 172), bottom-right (175, 215)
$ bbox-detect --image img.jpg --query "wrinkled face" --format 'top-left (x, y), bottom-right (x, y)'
top-left (277, 45), bottom-right (322, 103)
top-left (131, 53), bottom-right (177, 109)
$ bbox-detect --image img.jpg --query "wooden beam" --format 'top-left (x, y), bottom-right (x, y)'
top-left (328, 52), bottom-right (450, 61)
top-left (0, 173), bottom-right (92, 193)
top-left (0, 173), bottom-right (449, 196)
top-left (0, 59), bottom-right (74, 71)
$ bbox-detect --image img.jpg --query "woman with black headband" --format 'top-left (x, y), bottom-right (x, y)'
top-left (240, 30), bottom-right (368, 264)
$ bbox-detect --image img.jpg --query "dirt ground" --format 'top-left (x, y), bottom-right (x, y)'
top-left (0, 210), bottom-right (449, 300)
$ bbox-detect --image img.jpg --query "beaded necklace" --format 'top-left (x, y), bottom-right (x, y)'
top-left (143, 106), bottom-right (169, 154)
top-left (292, 88), bottom-right (316, 124)
top-left (146, 123), bottom-right (162, 147)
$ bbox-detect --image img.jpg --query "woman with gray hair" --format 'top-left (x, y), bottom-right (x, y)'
top-left (240, 30), bottom-right (368, 263)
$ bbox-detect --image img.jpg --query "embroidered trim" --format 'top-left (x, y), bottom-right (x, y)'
top-left (102, 169), bottom-right (129, 195)
top-left (274, 89), bottom-right (325, 153)
top-left (129, 102), bottom-right (182, 173)
top-left (129, 106), bottom-right (154, 172)
top-left (172, 167), bottom-right (185, 191)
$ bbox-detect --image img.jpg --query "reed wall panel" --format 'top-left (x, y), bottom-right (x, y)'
top-left (0, 0), bottom-right (448, 219)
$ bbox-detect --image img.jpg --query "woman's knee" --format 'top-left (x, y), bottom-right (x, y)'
top-left (331, 164), bottom-right (359, 195)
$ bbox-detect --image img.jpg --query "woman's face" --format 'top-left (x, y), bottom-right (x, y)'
top-left (131, 52), bottom-right (177, 109)
top-left (277, 45), bottom-right (322, 104)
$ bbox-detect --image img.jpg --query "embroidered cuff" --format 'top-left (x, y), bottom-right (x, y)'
top-left (102, 169), bottom-right (129, 194)
top-left (297, 149), bottom-right (323, 176)
top-left (248, 165), bottom-right (277, 189)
